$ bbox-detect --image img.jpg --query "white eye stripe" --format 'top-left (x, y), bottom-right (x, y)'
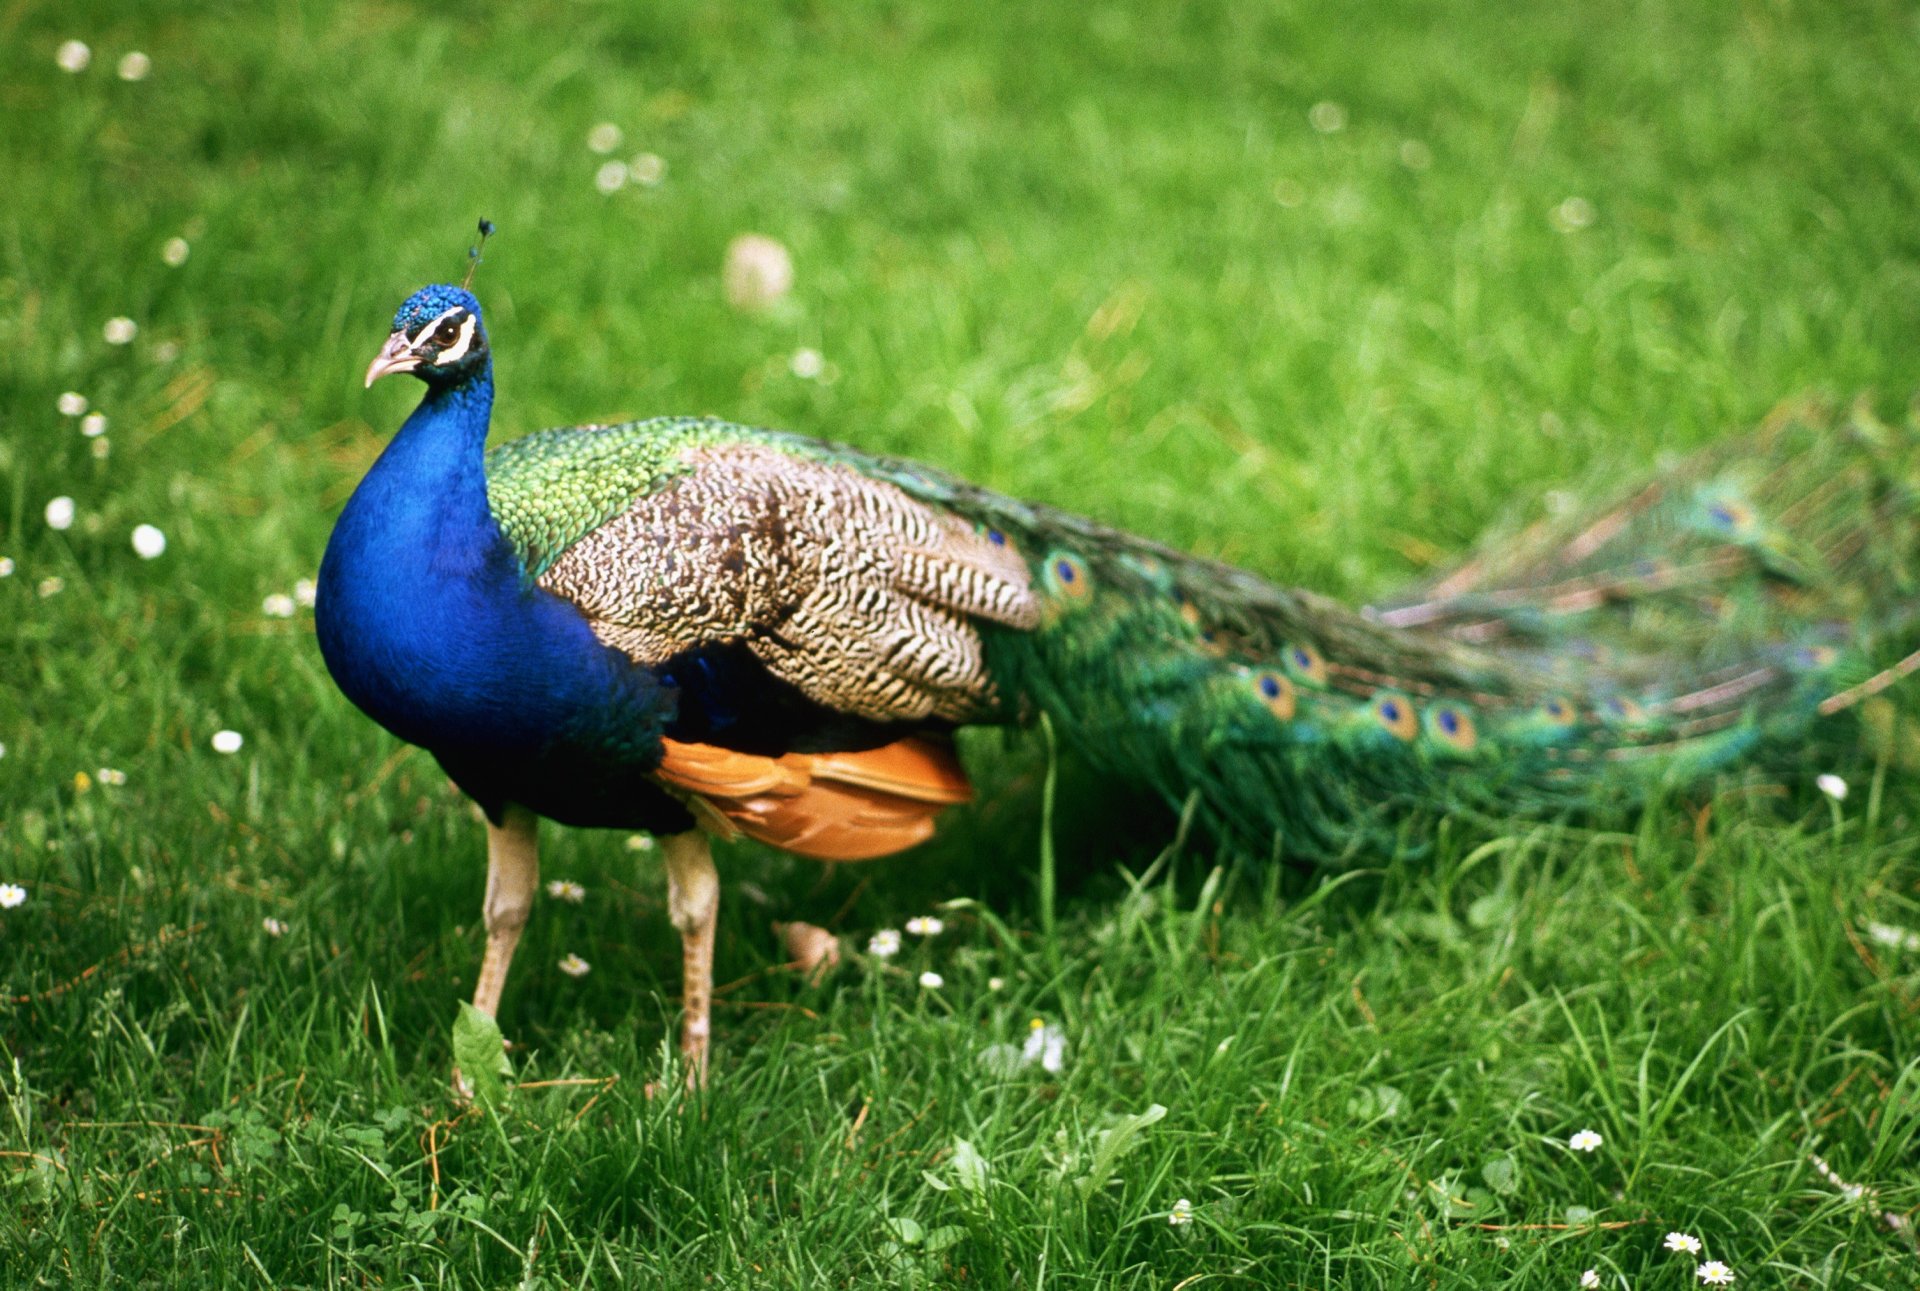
top-left (432, 315), bottom-right (479, 365)
top-left (406, 305), bottom-right (464, 348)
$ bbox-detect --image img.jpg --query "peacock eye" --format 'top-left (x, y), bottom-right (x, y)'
top-left (433, 317), bottom-right (463, 345)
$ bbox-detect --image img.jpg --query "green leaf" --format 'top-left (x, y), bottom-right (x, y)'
top-left (950, 1137), bottom-right (990, 1194)
top-left (923, 1225), bottom-right (966, 1254)
top-left (888, 1215), bottom-right (925, 1245)
top-left (1467, 892), bottom-right (1516, 929)
top-left (452, 1002), bottom-right (513, 1109)
top-left (1075, 1103), bottom-right (1166, 1198)
top-left (1480, 1153), bottom-right (1519, 1195)
top-left (1346, 1084), bottom-right (1405, 1122)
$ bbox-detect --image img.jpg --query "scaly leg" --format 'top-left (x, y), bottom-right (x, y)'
top-left (473, 804), bottom-right (539, 1020)
top-left (661, 831), bottom-right (719, 1085)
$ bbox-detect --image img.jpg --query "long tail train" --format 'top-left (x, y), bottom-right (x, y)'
top-left (882, 397), bottom-right (1920, 860)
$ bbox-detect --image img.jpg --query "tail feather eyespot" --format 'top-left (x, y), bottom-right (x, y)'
top-left (976, 523), bottom-right (1017, 555)
top-left (1282, 642), bottom-right (1329, 687)
top-left (1247, 668), bottom-right (1297, 720)
top-left (1371, 691), bottom-right (1419, 741)
top-left (1425, 702), bottom-right (1478, 752)
top-left (1702, 498), bottom-right (1756, 534)
top-left (1793, 644), bottom-right (1839, 670)
top-left (1540, 696), bottom-right (1578, 726)
top-left (1598, 695), bottom-right (1648, 725)
top-left (1042, 551), bottom-right (1093, 602)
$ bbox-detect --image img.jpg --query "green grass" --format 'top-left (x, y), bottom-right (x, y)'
top-left (5, 0), bottom-right (1920, 1284)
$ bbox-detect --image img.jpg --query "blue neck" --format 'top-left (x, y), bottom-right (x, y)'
top-left (318, 369), bottom-right (515, 745)
top-left (343, 372), bottom-right (501, 581)
top-left (320, 365), bottom-right (635, 757)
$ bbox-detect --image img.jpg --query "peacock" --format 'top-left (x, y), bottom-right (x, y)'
top-left (317, 264), bottom-right (1920, 1082)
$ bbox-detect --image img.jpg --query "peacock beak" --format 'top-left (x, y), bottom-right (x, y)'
top-left (364, 331), bottom-right (421, 387)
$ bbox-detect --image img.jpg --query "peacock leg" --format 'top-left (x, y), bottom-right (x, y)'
top-left (661, 830), bottom-right (719, 1085)
top-left (472, 804), bottom-right (539, 1020)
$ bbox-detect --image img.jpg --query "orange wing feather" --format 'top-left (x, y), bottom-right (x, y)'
top-left (652, 736), bottom-right (972, 861)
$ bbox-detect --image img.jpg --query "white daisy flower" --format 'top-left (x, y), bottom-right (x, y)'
top-left (130, 524), bottom-right (167, 559)
top-left (789, 347), bottom-right (825, 380)
top-left (1664, 1232), bottom-right (1702, 1255)
top-left (210, 729), bottom-right (244, 754)
top-left (57, 392), bottom-right (88, 416)
top-left (262, 917), bottom-right (287, 937)
top-left (594, 160), bottom-right (628, 193)
top-left (45, 497), bottom-right (75, 530)
top-left (917, 970), bottom-right (943, 989)
top-left (586, 122), bottom-right (622, 154)
top-left (162, 237), bottom-right (190, 267)
top-left (294, 577), bottom-right (318, 607)
top-left (1569, 1129), bottom-right (1603, 1152)
top-left (1021, 1019), bottom-right (1067, 1073)
top-left (56, 40), bottom-right (90, 73)
top-left (904, 915), bottom-right (944, 937)
top-left (0, 884), bottom-right (26, 908)
top-left (1816, 774), bottom-right (1848, 801)
top-left (866, 929), bottom-right (901, 958)
top-left (1580, 1272), bottom-right (1600, 1289)
top-left (103, 317), bottom-right (138, 345)
top-left (723, 234), bottom-right (794, 311)
top-left (262, 593), bottom-right (296, 618)
top-left (1553, 197), bottom-right (1597, 233)
top-left (987, 976), bottom-right (1006, 991)
top-left (0, 557), bottom-right (14, 577)
top-left (558, 953), bottom-right (591, 977)
top-left (80, 412), bottom-right (107, 437)
top-left (1168, 1197), bottom-right (1194, 1226)
top-left (96, 767), bottom-right (127, 786)
top-left (1696, 1262), bottom-right (1734, 1285)
top-left (546, 879), bottom-right (586, 904)
top-left (1866, 921), bottom-right (1920, 952)
top-left (116, 51), bottom-right (150, 81)
top-left (630, 152), bottom-right (666, 186)
top-left (1308, 100), bottom-right (1346, 133)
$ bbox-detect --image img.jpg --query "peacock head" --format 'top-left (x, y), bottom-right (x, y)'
top-left (365, 284), bottom-right (490, 390)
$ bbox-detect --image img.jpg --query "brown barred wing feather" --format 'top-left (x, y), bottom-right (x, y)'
top-left (537, 444), bottom-right (1040, 723)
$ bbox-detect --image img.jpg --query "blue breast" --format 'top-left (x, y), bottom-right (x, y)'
top-left (316, 376), bottom-right (682, 828)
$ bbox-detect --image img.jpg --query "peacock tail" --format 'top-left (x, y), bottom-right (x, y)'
top-left (969, 397), bottom-right (1920, 860)
top-left (483, 396), bottom-right (1920, 864)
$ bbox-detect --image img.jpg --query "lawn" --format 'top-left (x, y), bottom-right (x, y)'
top-left (4, 0), bottom-right (1920, 1284)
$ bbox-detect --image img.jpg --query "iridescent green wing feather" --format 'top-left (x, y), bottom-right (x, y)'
top-left (486, 416), bottom-right (752, 579)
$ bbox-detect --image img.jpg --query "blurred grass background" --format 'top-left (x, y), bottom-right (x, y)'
top-left (3, 0), bottom-right (1920, 1285)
